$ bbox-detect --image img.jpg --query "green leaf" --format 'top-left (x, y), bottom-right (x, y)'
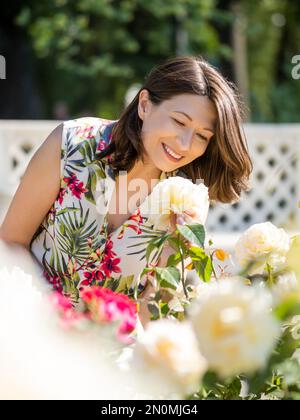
top-left (56, 207), bottom-right (80, 216)
top-left (115, 274), bottom-right (135, 294)
top-left (160, 301), bottom-right (170, 316)
top-left (274, 298), bottom-right (300, 321)
top-left (153, 266), bottom-right (180, 290)
top-left (188, 246), bottom-right (213, 282)
top-left (176, 223), bottom-right (205, 247)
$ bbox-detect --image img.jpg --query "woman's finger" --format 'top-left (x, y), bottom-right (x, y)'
top-left (176, 214), bottom-right (185, 225)
top-left (184, 209), bottom-right (196, 216)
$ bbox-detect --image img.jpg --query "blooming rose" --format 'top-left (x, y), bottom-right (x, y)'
top-left (188, 278), bottom-right (280, 378)
top-left (270, 271), bottom-right (300, 305)
top-left (286, 235), bottom-right (300, 278)
top-left (234, 222), bottom-right (290, 275)
top-left (139, 176), bottom-right (209, 231)
top-left (131, 319), bottom-right (207, 397)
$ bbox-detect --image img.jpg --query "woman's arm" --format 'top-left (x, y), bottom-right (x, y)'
top-left (0, 123), bottom-right (63, 249)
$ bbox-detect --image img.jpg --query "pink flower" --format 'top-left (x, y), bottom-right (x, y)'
top-left (49, 290), bottom-right (73, 311)
top-left (97, 140), bottom-right (108, 152)
top-left (104, 239), bottom-right (117, 258)
top-left (63, 173), bottom-right (88, 200)
top-left (117, 223), bottom-right (142, 240)
top-left (63, 173), bottom-right (78, 187)
top-left (81, 269), bottom-right (105, 286)
top-left (100, 256), bottom-right (121, 277)
top-left (43, 270), bottom-right (63, 292)
top-left (130, 208), bottom-right (143, 224)
top-left (48, 291), bottom-right (84, 329)
top-left (57, 187), bottom-right (67, 205)
top-left (69, 181), bottom-right (88, 200)
top-left (75, 125), bottom-right (95, 139)
top-left (80, 286), bottom-right (138, 342)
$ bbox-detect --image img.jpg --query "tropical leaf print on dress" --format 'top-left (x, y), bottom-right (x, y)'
top-left (30, 117), bottom-right (182, 305)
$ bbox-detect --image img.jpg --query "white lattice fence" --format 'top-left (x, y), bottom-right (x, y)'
top-left (206, 124), bottom-right (300, 233)
top-left (0, 120), bottom-right (60, 197)
top-left (0, 121), bottom-right (300, 236)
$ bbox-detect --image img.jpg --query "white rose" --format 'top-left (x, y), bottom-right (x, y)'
top-left (234, 222), bottom-right (290, 275)
top-left (139, 176), bottom-right (209, 231)
top-left (188, 278), bottom-right (280, 378)
top-left (271, 271), bottom-right (300, 305)
top-left (131, 319), bottom-right (207, 397)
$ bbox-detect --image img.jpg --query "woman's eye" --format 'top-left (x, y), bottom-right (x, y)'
top-left (172, 117), bottom-right (208, 142)
top-left (172, 118), bottom-right (185, 126)
top-left (196, 133), bottom-right (208, 142)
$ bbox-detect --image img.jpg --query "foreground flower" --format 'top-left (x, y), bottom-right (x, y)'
top-left (270, 271), bottom-right (300, 305)
top-left (131, 319), bottom-right (207, 397)
top-left (188, 278), bottom-right (280, 378)
top-left (48, 291), bottom-right (86, 329)
top-left (80, 286), bottom-right (138, 343)
top-left (0, 262), bottom-right (138, 399)
top-left (234, 222), bottom-right (290, 275)
top-left (286, 235), bottom-right (300, 278)
top-left (139, 176), bottom-right (209, 231)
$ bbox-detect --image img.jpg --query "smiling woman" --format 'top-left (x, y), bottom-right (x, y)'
top-left (0, 55), bottom-right (253, 328)
top-left (102, 55), bottom-right (253, 204)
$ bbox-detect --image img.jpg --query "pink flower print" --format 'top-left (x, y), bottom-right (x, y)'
top-left (116, 208), bottom-right (144, 239)
top-left (117, 223), bottom-right (142, 240)
top-left (97, 140), bottom-right (108, 152)
top-left (81, 268), bottom-right (105, 287)
top-left (57, 186), bottom-right (67, 205)
top-left (63, 172), bottom-right (88, 200)
top-left (104, 238), bottom-right (117, 258)
top-left (130, 208), bottom-right (143, 225)
top-left (69, 180), bottom-right (88, 200)
top-left (100, 255), bottom-right (121, 278)
top-left (43, 270), bottom-right (63, 292)
top-left (75, 125), bottom-right (95, 140)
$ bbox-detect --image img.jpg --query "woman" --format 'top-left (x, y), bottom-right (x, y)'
top-left (0, 55), bottom-right (252, 327)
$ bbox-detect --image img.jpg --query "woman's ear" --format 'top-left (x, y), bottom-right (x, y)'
top-left (137, 89), bottom-right (150, 120)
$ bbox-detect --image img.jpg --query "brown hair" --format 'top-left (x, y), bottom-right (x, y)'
top-left (98, 55), bottom-right (253, 204)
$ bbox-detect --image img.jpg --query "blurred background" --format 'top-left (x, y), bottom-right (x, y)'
top-left (0, 0), bottom-right (300, 249)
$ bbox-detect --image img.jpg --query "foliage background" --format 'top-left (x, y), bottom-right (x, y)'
top-left (0, 0), bottom-right (299, 122)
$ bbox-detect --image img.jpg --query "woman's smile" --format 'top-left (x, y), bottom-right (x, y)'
top-left (161, 142), bottom-right (184, 162)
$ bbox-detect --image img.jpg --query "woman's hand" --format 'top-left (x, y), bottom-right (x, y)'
top-left (168, 209), bottom-right (197, 233)
top-left (157, 210), bottom-right (197, 267)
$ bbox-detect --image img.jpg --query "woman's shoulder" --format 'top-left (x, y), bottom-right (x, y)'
top-left (63, 116), bottom-right (116, 128)
top-left (59, 116), bottom-right (118, 180)
top-left (61, 116), bottom-right (118, 160)
top-left (63, 116), bottom-right (117, 142)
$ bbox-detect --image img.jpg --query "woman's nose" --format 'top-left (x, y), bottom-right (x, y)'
top-left (178, 131), bottom-right (193, 152)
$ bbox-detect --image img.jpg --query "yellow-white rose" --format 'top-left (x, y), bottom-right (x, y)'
top-left (188, 278), bottom-right (280, 378)
top-left (271, 271), bottom-right (300, 305)
top-left (139, 176), bottom-right (209, 231)
top-left (234, 222), bottom-right (290, 275)
top-left (131, 319), bottom-right (207, 397)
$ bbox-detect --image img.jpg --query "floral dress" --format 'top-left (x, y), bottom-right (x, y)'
top-left (30, 117), bottom-right (183, 305)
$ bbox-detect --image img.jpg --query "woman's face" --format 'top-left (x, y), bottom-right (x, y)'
top-left (138, 89), bottom-right (217, 173)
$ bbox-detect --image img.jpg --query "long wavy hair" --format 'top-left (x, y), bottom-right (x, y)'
top-left (98, 55), bottom-right (253, 204)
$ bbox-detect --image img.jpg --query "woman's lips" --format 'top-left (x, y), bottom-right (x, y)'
top-left (162, 142), bottom-right (184, 162)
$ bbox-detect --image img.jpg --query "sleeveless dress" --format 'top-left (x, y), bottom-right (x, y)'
top-left (30, 117), bottom-right (185, 306)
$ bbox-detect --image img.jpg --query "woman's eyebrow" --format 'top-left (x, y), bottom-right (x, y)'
top-left (172, 110), bottom-right (214, 133)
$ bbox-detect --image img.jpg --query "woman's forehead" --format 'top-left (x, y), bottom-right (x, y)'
top-left (162, 94), bottom-right (217, 131)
